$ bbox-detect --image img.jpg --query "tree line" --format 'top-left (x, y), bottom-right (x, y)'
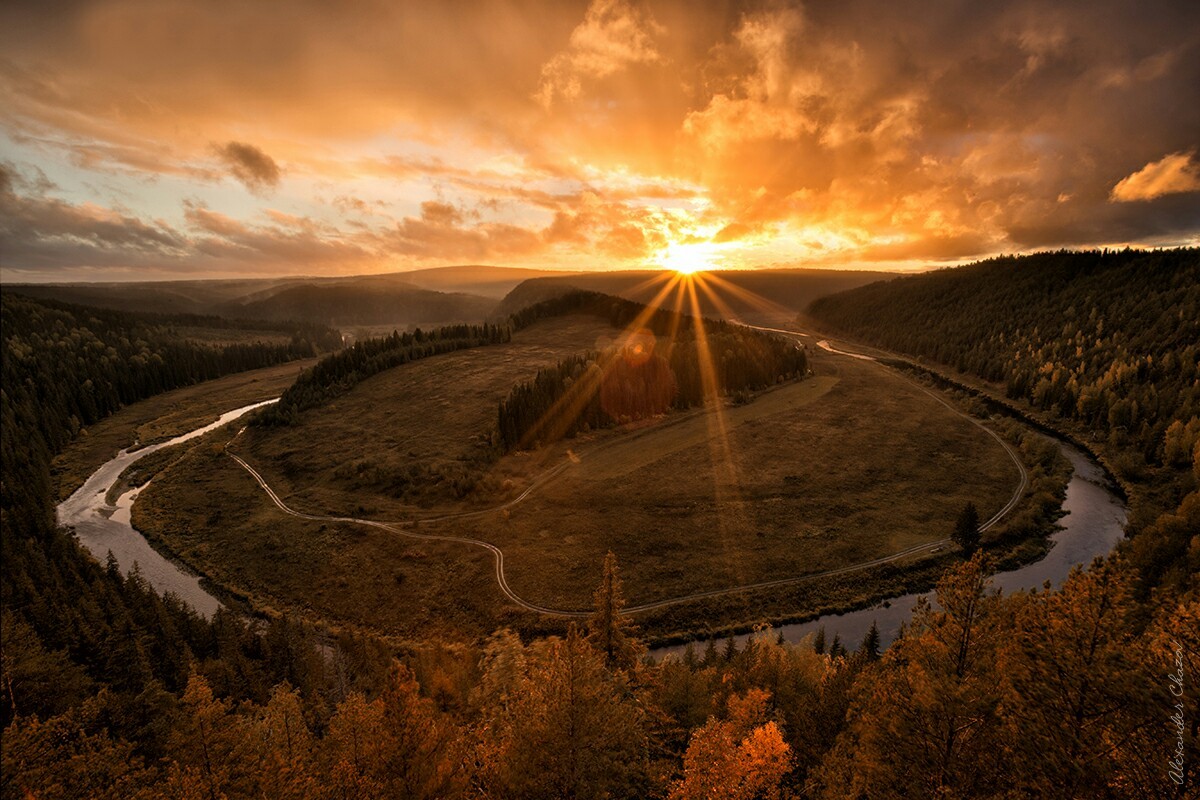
top-left (254, 323), bottom-right (512, 426)
top-left (0, 291), bottom-right (361, 756)
top-left (497, 301), bottom-right (808, 451)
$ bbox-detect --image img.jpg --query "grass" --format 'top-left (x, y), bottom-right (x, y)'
top-left (462, 353), bottom-right (1014, 610)
top-left (53, 359), bottom-right (316, 501)
top-left (132, 321), bottom-right (1030, 643)
top-left (239, 315), bottom-right (619, 514)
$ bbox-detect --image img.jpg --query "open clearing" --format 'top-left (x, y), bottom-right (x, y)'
top-left (133, 319), bottom-right (1021, 641)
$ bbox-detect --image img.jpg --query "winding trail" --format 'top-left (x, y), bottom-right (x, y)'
top-left (225, 330), bottom-right (1028, 617)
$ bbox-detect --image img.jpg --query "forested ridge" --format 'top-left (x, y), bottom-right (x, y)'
top-left (808, 248), bottom-right (1200, 595)
top-left (2, 277), bottom-right (1197, 798)
top-left (253, 289), bottom-right (618, 427)
top-left (256, 289), bottom-right (808, 445)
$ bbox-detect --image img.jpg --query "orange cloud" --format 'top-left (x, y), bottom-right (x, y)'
top-left (2, 0), bottom-right (1199, 280)
top-left (1110, 152), bottom-right (1200, 202)
top-left (536, 0), bottom-right (664, 108)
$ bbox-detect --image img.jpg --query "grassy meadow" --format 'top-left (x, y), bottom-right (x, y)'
top-left (127, 319), bottom-right (1030, 642)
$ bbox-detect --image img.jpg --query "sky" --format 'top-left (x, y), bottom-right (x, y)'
top-left (1, 0), bottom-right (1198, 282)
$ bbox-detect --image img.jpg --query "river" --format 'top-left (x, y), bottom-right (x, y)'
top-left (56, 399), bottom-right (277, 618)
top-left (649, 440), bottom-right (1128, 659)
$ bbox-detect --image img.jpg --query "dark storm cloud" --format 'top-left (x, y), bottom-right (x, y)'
top-left (213, 141), bottom-right (281, 192)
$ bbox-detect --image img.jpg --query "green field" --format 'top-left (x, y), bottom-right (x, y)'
top-left (126, 317), bottom-right (1025, 642)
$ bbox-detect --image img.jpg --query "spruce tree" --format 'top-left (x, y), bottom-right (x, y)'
top-left (952, 501), bottom-right (981, 555)
top-left (859, 622), bottom-right (881, 661)
top-left (829, 634), bottom-right (845, 659)
top-left (586, 552), bottom-right (642, 671)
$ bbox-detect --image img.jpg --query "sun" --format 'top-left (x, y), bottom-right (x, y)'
top-left (656, 239), bottom-right (723, 275)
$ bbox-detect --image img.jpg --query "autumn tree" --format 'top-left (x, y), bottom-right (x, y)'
top-left (257, 683), bottom-right (316, 800)
top-left (998, 559), bottom-right (1160, 797)
top-left (487, 626), bottom-right (648, 800)
top-left (165, 673), bottom-right (262, 800)
top-left (324, 691), bottom-right (388, 799)
top-left (1, 691), bottom-right (156, 800)
top-left (811, 554), bottom-right (1009, 798)
top-left (669, 689), bottom-right (793, 800)
top-left (1108, 598), bottom-right (1200, 799)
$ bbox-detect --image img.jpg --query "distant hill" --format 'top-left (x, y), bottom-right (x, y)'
top-left (389, 265), bottom-right (575, 298)
top-left (7, 273), bottom-right (499, 328)
top-left (217, 281), bottom-right (497, 326)
top-left (6, 265), bottom-right (892, 330)
top-left (495, 268), bottom-right (893, 324)
top-left (5, 278), bottom-right (286, 316)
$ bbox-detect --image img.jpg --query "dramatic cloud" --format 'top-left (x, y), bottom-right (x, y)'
top-left (536, 0), bottom-right (664, 107)
top-left (213, 141), bottom-right (281, 193)
top-left (2, 0), bottom-right (1198, 280)
top-left (1110, 152), bottom-right (1200, 202)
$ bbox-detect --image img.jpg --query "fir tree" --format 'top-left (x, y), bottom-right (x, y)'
top-left (952, 501), bottom-right (981, 555)
top-left (859, 622), bottom-right (881, 661)
top-left (585, 552), bottom-right (642, 672)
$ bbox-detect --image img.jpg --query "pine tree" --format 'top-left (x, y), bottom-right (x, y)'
top-left (586, 552), bottom-right (643, 672)
top-left (828, 635), bottom-right (845, 659)
top-left (702, 639), bottom-right (719, 667)
top-left (494, 626), bottom-right (648, 799)
top-left (952, 501), bottom-right (981, 555)
top-left (859, 622), bottom-right (881, 661)
top-left (812, 627), bottom-right (827, 655)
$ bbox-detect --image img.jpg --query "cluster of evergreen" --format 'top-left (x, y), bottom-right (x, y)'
top-left (0, 292), bottom-right (337, 535)
top-left (0, 292), bottom-right (365, 756)
top-left (807, 248), bottom-right (1200, 595)
top-left (497, 305), bottom-right (808, 451)
top-left (254, 323), bottom-right (511, 426)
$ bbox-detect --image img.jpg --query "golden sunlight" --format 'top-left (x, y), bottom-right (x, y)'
top-left (656, 239), bottom-right (724, 275)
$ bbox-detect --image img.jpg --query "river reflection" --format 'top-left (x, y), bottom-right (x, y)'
top-left (57, 399), bottom-right (277, 618)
